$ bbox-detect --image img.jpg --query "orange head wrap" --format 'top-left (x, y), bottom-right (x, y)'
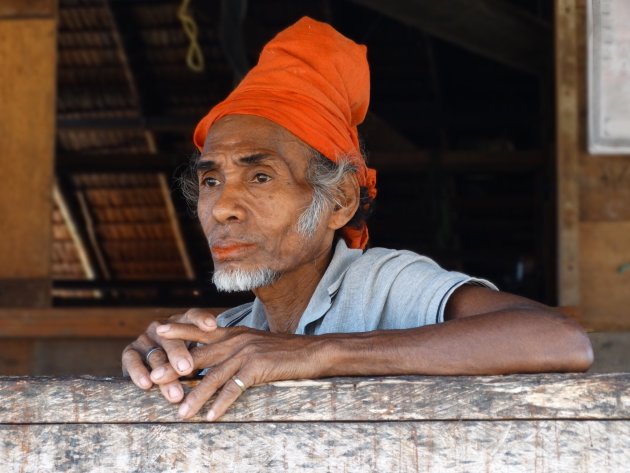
top-left (193, 16), bottom-right (377, 250)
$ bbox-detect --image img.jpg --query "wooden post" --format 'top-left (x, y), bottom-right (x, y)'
top-left (0, 1), bottom-right (57, 307)
top-left (555, 0), bottom-right (581, 308)
top-left (556, 0), bottom-right (630, 329)
top-left (0, 1), bottom-right (57, 375)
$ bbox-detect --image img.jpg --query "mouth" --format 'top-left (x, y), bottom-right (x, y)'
top-left (210, 242), bottom-right (256, 261)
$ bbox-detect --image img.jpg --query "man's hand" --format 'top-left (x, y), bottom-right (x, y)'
top-left (147, 323), bottom-right (327, 421)
top-left (121, 308), bottom-right (219, 403)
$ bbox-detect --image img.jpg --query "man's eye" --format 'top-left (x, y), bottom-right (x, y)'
top-left (252, 173), bottom-right (271, 184)
top-left (202, 177), bottom-right (220, 187)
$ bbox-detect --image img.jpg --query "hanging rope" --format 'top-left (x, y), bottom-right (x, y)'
top-left (178, 0), bottom-right (205, 72)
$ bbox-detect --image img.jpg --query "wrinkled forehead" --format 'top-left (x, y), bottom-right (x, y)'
top-left (202, 114), bottom-right (312, 163)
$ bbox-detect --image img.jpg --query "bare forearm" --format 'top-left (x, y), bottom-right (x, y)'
top-left (316, 309), bottom-right (593, 377)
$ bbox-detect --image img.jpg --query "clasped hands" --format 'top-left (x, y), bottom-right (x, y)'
top-left (122, 309), bottom-right (324, 421)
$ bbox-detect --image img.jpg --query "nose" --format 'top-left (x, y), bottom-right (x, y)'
top-left (210, 180), bottom-right (247, 224)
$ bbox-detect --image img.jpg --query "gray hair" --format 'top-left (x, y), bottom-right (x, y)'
top-left (296, 151), bottom-right (356, 238)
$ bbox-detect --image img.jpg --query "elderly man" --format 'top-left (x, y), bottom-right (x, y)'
top-left (122, 17), bottom-right (593, 421)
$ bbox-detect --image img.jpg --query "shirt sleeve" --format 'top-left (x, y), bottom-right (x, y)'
top-left (372, 251), bottom-right (498, 330)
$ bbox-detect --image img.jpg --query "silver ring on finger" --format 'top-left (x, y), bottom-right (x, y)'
top-left (231, 375), bottom-right (247, 393)
top-left (145, 346), bottom-right (165, 364)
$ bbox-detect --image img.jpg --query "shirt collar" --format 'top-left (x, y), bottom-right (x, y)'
top-left (294, 238), bottom-right (363, 334)
top-left (216, 239), bottom-right (363, 333)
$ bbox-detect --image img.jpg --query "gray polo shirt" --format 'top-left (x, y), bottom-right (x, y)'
top-left (215, 239), bottom-right (497, 334)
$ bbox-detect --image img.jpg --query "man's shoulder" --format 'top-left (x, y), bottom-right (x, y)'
top-left (348, 245), bottom-right (440, 275)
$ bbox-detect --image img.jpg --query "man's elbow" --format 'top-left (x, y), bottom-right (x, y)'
top-left (552, 316), bottom-right (594, 372)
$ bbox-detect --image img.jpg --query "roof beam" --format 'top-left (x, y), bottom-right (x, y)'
top-left (347, 0), bottom-right (550, 74)
top-left (56, 150), bottom-right (543, 173)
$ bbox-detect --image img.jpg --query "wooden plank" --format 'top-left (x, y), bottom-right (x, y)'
top-left (370, 150), bottom-right (543, 173)
top-left (0, 18), bottom-right (56, 307)
top-left (0, 374), bottom-right (627, 423)
top-left (347, 0), bottom-right (549, 75)
top-left (0, 0), bottom-right (55, 18)
top-left (580, 221), bottom-right (630, 330)
top-left (0, 339), bottom-right (131, 376)
top-left (555, 0), bottom-right (581, 306)
top-left (0, 308), bottom-right (198, 337)
top-left (1, 421), bottom-right (628, 472)
top-left (0, 340), bottom-right (33, 375)
top-left (580, 158), bottom-right (630, 221)
top-left (0, 306), bottom-right (583, 338)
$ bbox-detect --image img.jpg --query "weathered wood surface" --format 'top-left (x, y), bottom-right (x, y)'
top-left (0, 307), bottom-right (192, 338)
top-left (0, 13), bottom-right (56, 307)
top-left (1, 374), bottom-right (628, 423)
top-left (555, 0), bottom-right (581, 308)
top-left (2, 421), bottom-right (628, 473)
top-left (0, 306), bottom-right (582, 338)
top-left (580, 222), bottom-right (630, 331)
top-left (1, 374), bottom-right (628, 472)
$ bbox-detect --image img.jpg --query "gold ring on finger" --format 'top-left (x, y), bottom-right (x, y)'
top-left (231, 375), bottom-right (247, 393)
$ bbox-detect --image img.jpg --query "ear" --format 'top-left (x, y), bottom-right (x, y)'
top-left (327, 173), bottom-right (360, 230)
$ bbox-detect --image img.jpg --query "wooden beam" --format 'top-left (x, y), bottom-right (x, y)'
top-left (555, 0), bottom-right (581, 307)
top-left (0, 10), bottom-right (56, 307)
top-left (56, 151), bottom-right (544, 173)
top-left (369, 150), bottom-right (544, 173)
top-left (2, 421), bottom-right (626, 472)
top-left (158, 174), bottom-right (195, 280)
top-left (53, 182), bottom-right (96, 280)
top-left (0, 0), bottom-right (55, 19)
top-left (76, 190), bottom-right (112, 280)
top-left (347, 0), bottom-right (550, 75)
top-left (1, 373), bottom-right (627, 422)
top-left (359, 112), bottom-right (418, 152)
top-left (0, 306), bottom-right (581, 337)
top-left (0, 308), bottom-right (226, 337)
top-left (0, 374), bottom-right (627, 471)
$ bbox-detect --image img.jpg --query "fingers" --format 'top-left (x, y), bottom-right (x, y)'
top-left (122, 346), bottom-right (153, 389)
top-left (205, 372), bottom-right (250, 421)
top-left (176, 308), bottom-right (218, 332)
top-left (156, 322), bottom-right (213, 344)
top-left (177, 360), bottom-right (246, 420)
top-left (146, 321), bottom-right (195, 377)
top-left (145, 346), bottom-right (185, 404)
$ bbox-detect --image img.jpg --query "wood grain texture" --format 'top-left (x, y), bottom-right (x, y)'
top-left (0, 17), bottom-right (56, 305)
top-left (580, 222), bottom-right (630, 330)
top-left (555, 0), bottom-right (581, 307)
top-left (580, 158), bottom-right (630, 222)
top-left (0, 307), bottom-right (203, 337)
top-left (1, 421), bottom-right (628, 473)
top-left (567, 0), bottom-right (630, 330)
top-left (0, 374), bottom-right (628, 423)
top-left (0, 0), bottom-right (55, 18)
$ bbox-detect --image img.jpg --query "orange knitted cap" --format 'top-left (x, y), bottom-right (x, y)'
top-left (193, 16), bottom-right (377, 249)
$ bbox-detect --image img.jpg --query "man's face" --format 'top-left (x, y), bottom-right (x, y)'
top-left (197, 115), bottom-right (335, 290)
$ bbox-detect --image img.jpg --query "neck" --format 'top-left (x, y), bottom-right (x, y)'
top-left (254, 246), bottom-right (334, 334)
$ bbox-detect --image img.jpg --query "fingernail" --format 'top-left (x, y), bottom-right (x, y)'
top-left (139, 376), bottom-right (151, 389)
top-left (152, 367), bottom-right (165, 380)
top-left (156, 324), bottom-right (170, 333)
top-left (207, 409), bottom-right (216, 421)
top-left (169, 385), bottom-right (182, 401)
top-left (204, 318), bottom-right (216, 328)
top-left (178, 403), bottom-right (190, 418)
top-left (177, 359), bottom-right (191, 372)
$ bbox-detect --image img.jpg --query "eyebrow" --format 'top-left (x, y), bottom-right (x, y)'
top-left (195, 153), bottom-right (271, 173)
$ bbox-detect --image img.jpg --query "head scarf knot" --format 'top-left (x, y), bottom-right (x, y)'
top-left (193, 16), bottom-right (377, 249)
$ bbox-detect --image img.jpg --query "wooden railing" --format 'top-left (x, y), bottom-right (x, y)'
top-left (1, 373), bottom-right (628, 471)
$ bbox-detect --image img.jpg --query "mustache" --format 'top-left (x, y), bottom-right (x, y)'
top-left (206, 232), bottom-right (256, 248)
